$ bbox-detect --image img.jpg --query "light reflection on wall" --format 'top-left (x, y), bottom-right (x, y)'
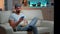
top-left (28, 0), bottom-right (47, 7)
top-left (41, 1), bottom-right (47, 7)
top-left (30, 1), bottom-right (37, 7)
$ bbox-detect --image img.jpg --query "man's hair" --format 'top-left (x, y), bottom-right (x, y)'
top-left (15, 4), bottom-right (22, 8)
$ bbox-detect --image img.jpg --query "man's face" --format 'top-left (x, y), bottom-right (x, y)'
top-left (15, 7), bottom-right (21, 13)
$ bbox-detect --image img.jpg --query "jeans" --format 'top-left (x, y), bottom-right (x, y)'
top-left (16, 17), bottom-right (38, 34)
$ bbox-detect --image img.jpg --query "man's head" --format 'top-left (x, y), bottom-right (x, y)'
top-left (15, 4), bottom-right (22, 13)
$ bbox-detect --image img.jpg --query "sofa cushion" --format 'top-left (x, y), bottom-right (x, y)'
top-left (21, 10), bottom-right (43, 20)
top-left (40, 20), bottom-right (54, 34)
top-left (0, 11), bottom-right (12, 24)
top-left (37, 27), bottom-right (49, 33)
top-left (13, 31), bottom-right (27, 34)
top-left (40, 20), bottom-right (54, 28)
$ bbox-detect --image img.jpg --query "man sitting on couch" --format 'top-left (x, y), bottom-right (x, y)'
top-left (9, 4), bottom-right (38, 34)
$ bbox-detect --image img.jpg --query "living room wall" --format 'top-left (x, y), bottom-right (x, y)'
top-left (0, 0), bottom-right (4, 10)
top-left (41, 6), bottom-right (54, 21)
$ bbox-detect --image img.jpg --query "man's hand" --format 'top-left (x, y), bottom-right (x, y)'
top-left (18, 18), bottom-right (24, 23)
top-left (21, 19), bottom-right (28, 27)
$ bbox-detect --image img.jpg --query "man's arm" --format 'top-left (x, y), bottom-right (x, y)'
top-left (9, 18), bottom-right (23, 29)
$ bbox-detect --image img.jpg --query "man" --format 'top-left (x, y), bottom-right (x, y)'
top-left (9, 4), bottom-right (38, 34)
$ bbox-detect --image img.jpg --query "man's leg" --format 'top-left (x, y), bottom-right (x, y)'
top-left (16, 25), bottom-right (38, 34)
top-left (25, 17), bottom-right (38, 34)
top-left (22, 17), bottom-right (38, 30)
top-left (16, 17), bottom-right (38, 34)
top-left (18, 17), bottom-right (38, 31)
top-left (31, 26), bottom-right (38, 34)
top-left (29, 17), bottom-right (38, 26)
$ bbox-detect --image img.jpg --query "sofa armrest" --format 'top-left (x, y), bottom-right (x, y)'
top-left (40, 20), bottom-right (54, 27)
top-left (0, 24), bottom-right (13, 34)
top-left (40, 20), bottom-right (54, 34)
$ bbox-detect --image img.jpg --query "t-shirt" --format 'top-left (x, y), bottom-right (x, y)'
top-left (9, 13), bottom-right (26, 26)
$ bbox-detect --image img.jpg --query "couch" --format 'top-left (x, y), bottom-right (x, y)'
top-left (0, 10), bottom-right (54, 34)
